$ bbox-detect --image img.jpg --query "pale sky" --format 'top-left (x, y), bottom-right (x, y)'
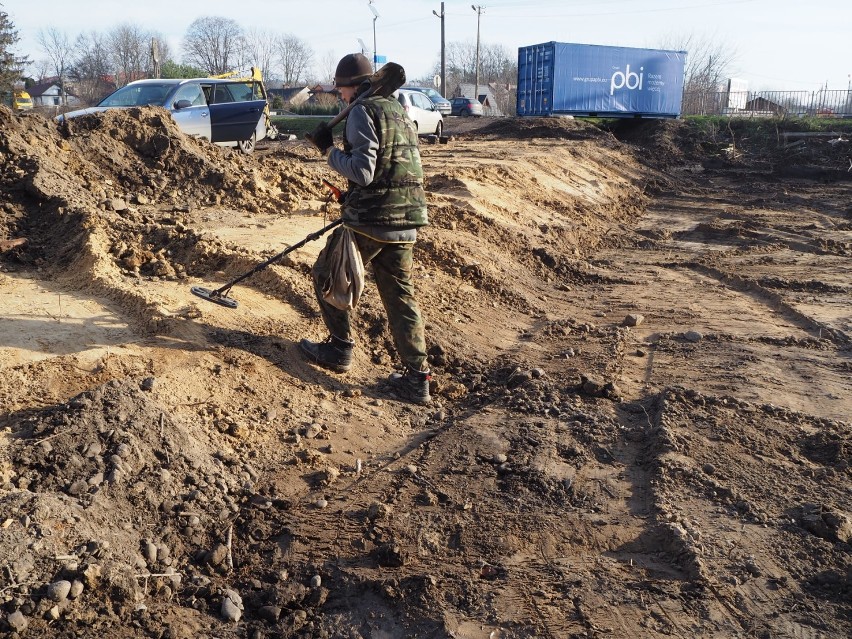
top-left (5, 0), bottom-right (852, 92)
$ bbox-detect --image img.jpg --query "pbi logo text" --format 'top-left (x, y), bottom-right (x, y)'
top-left (610, 65), bottom-right (643, 95)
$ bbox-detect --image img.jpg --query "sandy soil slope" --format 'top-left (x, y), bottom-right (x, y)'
top-left (1, 106), bottom-right (850, 638)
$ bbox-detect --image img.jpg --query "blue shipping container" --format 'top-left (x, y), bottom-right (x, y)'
top-left (517, 42), bottom-right (687, 118)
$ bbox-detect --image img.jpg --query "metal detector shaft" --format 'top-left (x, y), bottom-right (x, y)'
top-left (210, 218), bottom-right (343, 297)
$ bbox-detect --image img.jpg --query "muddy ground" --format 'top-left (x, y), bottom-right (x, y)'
top-left (0, 106), bottom-right (850, 639)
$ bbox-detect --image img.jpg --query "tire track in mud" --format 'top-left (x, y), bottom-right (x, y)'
top-left (681, 262), bottom-right (850, 345)
top-left (636, 386), bottom-right (851, 639)
top-left (595, 195), bottom-right (851, 422)
top-left (566, 171), bottom-right (851, 637)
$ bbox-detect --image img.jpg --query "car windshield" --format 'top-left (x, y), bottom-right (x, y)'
top-left (98, 83), bottom-right (173, 107)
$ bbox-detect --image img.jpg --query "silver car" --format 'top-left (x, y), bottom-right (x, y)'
top-left (56, 78), bottom-right (270, 154)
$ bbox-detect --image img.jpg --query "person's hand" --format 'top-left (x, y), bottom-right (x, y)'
top-left (306, 122), bottom-right (334, 154)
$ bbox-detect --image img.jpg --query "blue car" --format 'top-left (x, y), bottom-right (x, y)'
top-left (56, 76), bottom-right (274, 154)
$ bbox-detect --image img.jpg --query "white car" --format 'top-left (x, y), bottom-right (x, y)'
top-left (56, 77), bottom-right (271, 153)
top-left (395, 88), bottom-right (443, 137)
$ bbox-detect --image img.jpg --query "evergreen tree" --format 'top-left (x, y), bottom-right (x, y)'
top-left (0, 8), bottom-right (30, 92)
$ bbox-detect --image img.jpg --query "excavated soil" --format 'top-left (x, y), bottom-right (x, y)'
top-left (1, 106), bottom-right (850, 639)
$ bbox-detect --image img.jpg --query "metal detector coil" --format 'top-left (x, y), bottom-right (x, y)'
top-left (190, 286), bottom-right (239, 309)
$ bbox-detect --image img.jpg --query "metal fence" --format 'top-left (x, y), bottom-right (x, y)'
top-left (682, 89), bottom-right (852, 118)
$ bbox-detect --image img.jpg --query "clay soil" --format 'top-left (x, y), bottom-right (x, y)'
top-left (1, 106), bottom-right (850, 639)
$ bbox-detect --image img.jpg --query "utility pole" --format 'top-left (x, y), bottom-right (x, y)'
top-left (432, 3), bottom-right (446, 98)
top-left (472, 5), bottom-right (483, 102)
top-left (151, 38), bottom-right (161, 79)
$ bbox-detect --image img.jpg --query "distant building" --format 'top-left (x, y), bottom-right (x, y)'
top-left (27, 79), bottom-right (81, 108)
top-left (267, 86), bottom-right (311, 107)
top-left (744, 96), bottom-right (786, 115)
top-left (453, 82), bottom-right (515, 116)
top-left (306, 84), bottom-right (341, 107)
top-left (309, 83), bottom-right (336, 96)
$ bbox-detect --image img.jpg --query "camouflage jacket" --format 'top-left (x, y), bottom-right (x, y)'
top-left (341, 95), bottom-right (428, 228)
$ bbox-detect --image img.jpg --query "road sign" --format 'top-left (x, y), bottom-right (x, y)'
top-left (433, 74), bottom-right (441, 88)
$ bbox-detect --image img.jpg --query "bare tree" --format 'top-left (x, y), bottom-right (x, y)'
top-left (276, 33), bottom-right (313, 86)
top-left (443, 40), bottom-right (515, 99)
top-left (37, 26), bottom-right (73, 102)
top-left (71, 31), bottom-right (112, 103)
top-left (446, 40), bottom-right (477, 83)
top-left (311, 50), bottom-right (337, 85)
top-left (242, 28), bottom-right (277, 83)
top-left (108, 23), bottom-right (150, 87)
top-left (479, 43), bottom-right (515, 85)
top-left (182, 16), bottom-right (244, 76)
top-left (659, 32), bottom-right (737, 94)
top-left (30, 59), bottom-right (52, 82)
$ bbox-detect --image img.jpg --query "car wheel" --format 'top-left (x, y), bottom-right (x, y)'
top-left (238, 133), bottom-right (256, 155)
top-left (461, 109), bottom-right (470, 117)
top-left (435, 120), bottom-right (443, 137)
top-left (413, 121), bottom-right (420, 134)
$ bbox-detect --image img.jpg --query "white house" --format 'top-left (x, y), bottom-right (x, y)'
top-left (27, 80), bottom-right (81, 108)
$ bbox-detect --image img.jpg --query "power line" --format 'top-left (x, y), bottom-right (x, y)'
top-left (460, 0), bottom-right (758, 19)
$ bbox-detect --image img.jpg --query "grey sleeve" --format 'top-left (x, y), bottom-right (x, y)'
top-left (327, 105), bottom-right (378, 187)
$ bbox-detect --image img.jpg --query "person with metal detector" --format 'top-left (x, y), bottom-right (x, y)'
top-left (302, 53), bottom-right (432, 405)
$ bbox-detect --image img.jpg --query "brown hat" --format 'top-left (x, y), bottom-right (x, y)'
top-left (334, 53), bottom-right (372, 87)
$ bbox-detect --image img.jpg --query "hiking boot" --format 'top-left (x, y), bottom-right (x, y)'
top-left (299, 335), bottom-right (354, 372)
top-left (387, 367), bottom-right (432, 405)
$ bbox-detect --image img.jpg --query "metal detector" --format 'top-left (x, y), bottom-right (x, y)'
top-left (191, 217), bottom-right (343, 309)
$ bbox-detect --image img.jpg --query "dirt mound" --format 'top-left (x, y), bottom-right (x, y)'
top-left (609, 117), bottom-right (852, 180)
top-left (459, 115), bottom-right (613, 142)
top-left (607, 119), bottom-right (704, 167)
top-left (3, 377), bottom-right (257, 635)
top-left (0, 107), bottom-right (340, 333)
top-left (0, 106), bottom-right (331, 251)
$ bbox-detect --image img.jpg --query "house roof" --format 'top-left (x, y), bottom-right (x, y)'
top-left (455, 83), bottom-right (505, 115)
top-left (27, 80), bottom-right (63, 97)
top-left (745, 96), bottom-right (785, 110)
top-left (456, 83), bottom-right (495, 100)
top-left (268, 87), bottom-right (309, 101)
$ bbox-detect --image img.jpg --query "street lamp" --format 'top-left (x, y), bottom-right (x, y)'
top-left (472, 5), bottom-right (483, 103)
top-left (368, 1), bottom-right (380, 72)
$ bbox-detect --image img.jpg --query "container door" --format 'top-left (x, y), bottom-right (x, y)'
top-left (517, 43), bottom-right (555, 116)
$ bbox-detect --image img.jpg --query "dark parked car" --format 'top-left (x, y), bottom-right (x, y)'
top-left (56, 77), bottom-right (273, 153)
top-left (450, 97), bottom-right (483, 117)
top-left (402, 86), bottom-right (451, 115)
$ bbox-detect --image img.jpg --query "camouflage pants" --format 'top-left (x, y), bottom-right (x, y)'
top-left (312, 227), bottom-right (427, 371)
